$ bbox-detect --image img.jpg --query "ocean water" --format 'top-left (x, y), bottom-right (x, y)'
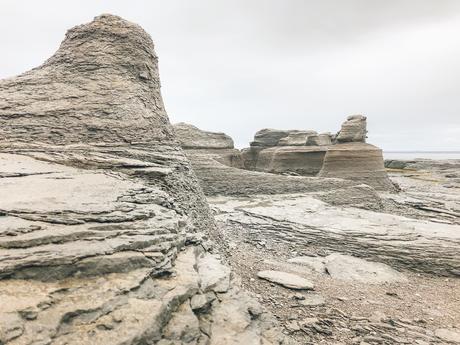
top-left (383, 152), bottom-right (460, 160)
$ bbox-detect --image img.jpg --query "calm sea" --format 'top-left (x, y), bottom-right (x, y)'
top-left (384, 152), bottom-right (460, 160)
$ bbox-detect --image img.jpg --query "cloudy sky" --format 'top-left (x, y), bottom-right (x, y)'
top-left (1, 1), bottom-right (459, 150)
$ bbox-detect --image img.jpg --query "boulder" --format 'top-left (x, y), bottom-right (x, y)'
top-left (319, 142), bottom-right (396, 191)
top-left (173, 122), bottom-right (234, 149)
top-left (336, 114), bottom-right (367, 143)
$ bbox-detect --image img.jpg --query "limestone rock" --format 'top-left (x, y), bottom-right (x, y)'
top-left (257, 270), bottom-right (314, 290)
top-left (306, 132), bottom-right (333, 146)
top-left (435, 328), bottom-right (460, 343)
top-left (278, 131), bottom-right (316, 146)
top-left (319, 142), bottom-right (396, 191)
top-left (173, 122), bottom-right (234, 149)
top-left (250, 129), bottom-right (294, 147)
top-left (0, 14), bottom-right (292, 345)
top-left (255, 146), bottom-right (327, 176)
top-left (336, 115), bottom-right (367, 143)
top-left (289, 254), bottom-right (407, 284)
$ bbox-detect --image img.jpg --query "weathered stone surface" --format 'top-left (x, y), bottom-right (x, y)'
top-left (278, 131), bottom-right (316, 146)
top-left (336, 115), bottom-right (367, 143)
top-left (306, 132), bottom-right (332, 146)
top-left (0, 14), bottom-right (292, 345)
top-left (319, 142), bottom-right (396, 191)
top-left (435, 328), bottom-right (460, 343)
top-left (173, 122), bottom-right (234, 149)
top-left (250, 129), bottom-right (294, 147)
top-left (324, 253), bottom-right (408, 284)
top-left (257, 270), bottom-right (314, 290)
top-left (255, 146), bottom-right (327, 176)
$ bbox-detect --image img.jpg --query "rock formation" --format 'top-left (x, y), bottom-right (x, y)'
top-left (319, 116), bottom-right (395, 191)
top-left (173, 122), bottom-right (234, 149)
top-left (173, 123), bottom-right (244, 168)
top-left (243, 129), bottom-right (328, 176)
top-left (335, 114), bottom-right (367, 143)
top-left (238, 115), bottom-right (394, 190)
top-left (0, 15), bottom-right (291, 345)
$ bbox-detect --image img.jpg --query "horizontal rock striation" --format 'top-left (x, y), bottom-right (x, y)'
top-left (255, 146), bottom-right (327, 176)
top-left (0, 14), bottom-right (292, 345)
top-left (319, 142), bottom-right (396, 191)
top-left (173, 123), bottom-right (244, 169)
top-left (173, 122), bottom-right (234, 149)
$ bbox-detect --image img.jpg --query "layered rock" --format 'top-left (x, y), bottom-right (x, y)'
top-left (173, 123), bottom-right (244, 169)
top-left (336, 114), bottom-right (367, 143)
top-left (255, 146), bottom-right (327, 176)
top-left (250, 129), bottom-right (294, 147)
top-left (0, 15), bottom-right (291, 345)
top-left (244, 128), bottom-right (329, 176)
top-left (173, 122), bottom-right (234, 149)
top-left (278, 131), bottom-right (316, 146)
top-left (319, 117), bottom-right (395, 191)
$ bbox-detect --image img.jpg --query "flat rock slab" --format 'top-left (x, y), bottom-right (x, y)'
top-left (435, 328), bottom-right (460, 343)
top-left (257, 270), bottom-right (314, 290)
top-left (289, 253), bottom-right (407, 284)
top-left (325, 253), bottom-right (408, 284)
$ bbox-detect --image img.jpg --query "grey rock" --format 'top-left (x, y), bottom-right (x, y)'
top-left (278, 131), bottom-right (316, 146)
top-left (435, 328), bottom-right (460, 343)
top-left (0, 14), bottom-right (292, 345)
top-left (197, 253), bottom-right (231, 293)
top-left (257, 270), bottom-right (314, 290)
top-left (250, 129), bottom-right (294, 147)
top-left (336, 114), bottom-right (367, 143)
top-left (255, 146), bottom-right (327, 176)
top-left (289, 253), bottom-right (407, 284)
top-left (319, 142), bottom-right (396, 191)
top-left (173, 122), bottom-right (234, 149)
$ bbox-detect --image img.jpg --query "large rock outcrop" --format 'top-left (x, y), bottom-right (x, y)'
top-left (173, 123), bottom-right (244, 169)
top-left (244, 129), bottom-right (329, 176)
top-left (335, 115), bottom-right (367, 143)
top-left (319, 116), bottom-right (395, 191)
top-left (0, 15), bottom-right (291, 345)
top-left (173, 122), bottom-right (234, 149)
top-left (240, 115), bottom-right (394, 190)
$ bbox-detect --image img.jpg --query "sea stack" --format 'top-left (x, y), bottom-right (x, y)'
top-left (319, 115), bottom-right (395, 190)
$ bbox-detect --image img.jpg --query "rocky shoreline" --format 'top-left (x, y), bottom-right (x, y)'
top-left (0, 14), bottom-right (458, 345)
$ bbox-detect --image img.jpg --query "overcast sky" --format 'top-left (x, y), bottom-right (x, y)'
top-left (1, 1), bottom-right (460, 150)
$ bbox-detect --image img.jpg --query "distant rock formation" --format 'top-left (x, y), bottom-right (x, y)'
top-left (244, 129), bottom-right (328, 176)
top-left (173, 122), bottom-right (234, 149)
top-left (336, 114), bottom-right (367, 143)
top-left (0, 15), bottom-right (290, 345)
top-left (240, 115), bottom-right (394, 190)
top-left (173, 123), bottom-right (244, 168)
top-left (319, 116), bottom-right (395, 191)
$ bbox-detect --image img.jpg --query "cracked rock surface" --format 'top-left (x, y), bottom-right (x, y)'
top-left (0, 14), bottom-right (292, 345)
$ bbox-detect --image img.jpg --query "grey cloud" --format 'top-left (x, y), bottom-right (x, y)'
top-left (1, 0), bottom-right (459, 150)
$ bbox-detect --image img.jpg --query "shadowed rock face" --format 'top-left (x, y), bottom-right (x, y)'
top-left (0, 15), bottom-right (289, 345)
top-left (255, 146), bottom-right (327, 176)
